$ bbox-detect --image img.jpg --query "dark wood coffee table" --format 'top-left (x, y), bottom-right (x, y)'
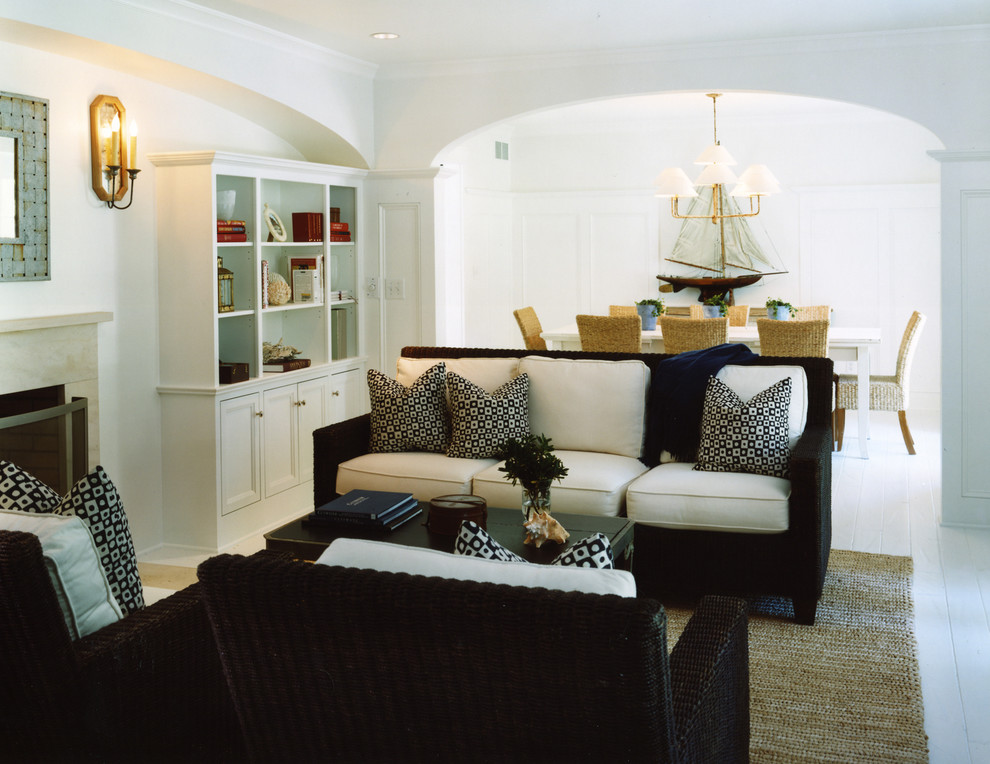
top-left (265, 503), bottom-right (635, 569)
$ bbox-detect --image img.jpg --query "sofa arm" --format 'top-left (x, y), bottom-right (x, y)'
top-left (669, 594), bottom-right (749, 764)
top-left (76, 582), bottom-right (245, 762)
top-left (313, 413), bottom-right (372, 507)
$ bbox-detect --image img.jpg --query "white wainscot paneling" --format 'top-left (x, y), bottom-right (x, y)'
top-left (519, 212), bottom-right (581, 329)
top-left (463, 191), bottom-right (514, 348)
top-left (961, 191), bottom-right (990, 499)
top-left (589, 212), bottom-right (651, 309)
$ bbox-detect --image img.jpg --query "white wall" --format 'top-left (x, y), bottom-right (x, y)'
top-left (0, 40), bottom-right (308, 552)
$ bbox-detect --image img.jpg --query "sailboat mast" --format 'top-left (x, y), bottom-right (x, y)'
top-left (716, 184), bottom-right (726, 278)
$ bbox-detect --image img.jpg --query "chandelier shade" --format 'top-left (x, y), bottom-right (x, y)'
top-left (654, 167), bottom-right (699, 198)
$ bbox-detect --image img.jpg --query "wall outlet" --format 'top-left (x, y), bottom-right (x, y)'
top-left (365, 276), bottom-right (378, 297)
top-left (385, 279), bottom-right (405, 299)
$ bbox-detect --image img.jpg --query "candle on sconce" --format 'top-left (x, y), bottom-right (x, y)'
top-left (128, 121), bottom-right (138, 170)
top-left (101, 122), bottom-right (112, 169)
top-left (110, 113), bottom-right (120, 167)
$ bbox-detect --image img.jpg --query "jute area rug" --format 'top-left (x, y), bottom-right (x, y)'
top-left (664, 549), bottom-right (928, 763)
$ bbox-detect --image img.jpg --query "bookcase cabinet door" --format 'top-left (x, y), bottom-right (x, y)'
top-left (219, 393), bottom-right (263, 515)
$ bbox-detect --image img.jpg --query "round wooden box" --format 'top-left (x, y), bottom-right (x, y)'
top-left (426, 494), bottom-right (488, 535)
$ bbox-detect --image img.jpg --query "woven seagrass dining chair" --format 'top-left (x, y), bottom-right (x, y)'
top-left (513, 307), bottom-right (547, 350)
top-left (576, 314), bottom-right (642, 352)
top-left (835, 310), bottom-right (926, 455)
top-left (688, 304), bottom-right (704, 319)
top-left (659, 316), bottom-right (729, 354)
top-left (609, 305), bottom-right (638, 317)
top-left (796, 305), bottom-right (831, 320)
top-left (756, 318), bottom-right (830, 358)
top-left (727, 304), bottom-right (750, 326)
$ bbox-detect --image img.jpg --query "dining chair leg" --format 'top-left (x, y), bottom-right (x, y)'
top-left (898, 410), bottom-right (917, 455)
top-left (834, 408), bottom-right (845, 451)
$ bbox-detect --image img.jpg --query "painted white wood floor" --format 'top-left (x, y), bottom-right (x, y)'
top-left (141, 407), bottom-right (985, 762)
top-left (834, 408), bottom-right (990, 764)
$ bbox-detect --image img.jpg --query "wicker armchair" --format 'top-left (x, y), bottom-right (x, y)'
top-left (577, 314), bottom-right (642, 352)
top-left (609, 304), bottom-right (638, 317)
top-left (835, 310), bottom-right (926, 454)
top-left (689, 304), bottom-right (704, 319)
top-left (199, 551), bottom-right (750, 764)
top-left (757, 318), bottom-right (830, 358)
top-left (659, 316), bottom-right (729, 354)
top-left (513, 306), bottom-right (547, 350)
top-left (727, 304), bottom-right (750, 326)
top-left (0, 530), bottom-right (243, 762)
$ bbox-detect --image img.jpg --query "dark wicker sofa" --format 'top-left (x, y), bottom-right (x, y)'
top-left (314, 345), bottom-right (833, 625)
top-left (198, 550), bottom-right (750, 763)
top-left (0, 530), bottom-right (243, 763)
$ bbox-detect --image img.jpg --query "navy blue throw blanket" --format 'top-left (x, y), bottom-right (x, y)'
top-left (643, 343), bottom-right (759, 466)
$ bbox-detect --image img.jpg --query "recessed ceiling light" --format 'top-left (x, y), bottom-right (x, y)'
top-left (370, 32), bottom-right (399, 40)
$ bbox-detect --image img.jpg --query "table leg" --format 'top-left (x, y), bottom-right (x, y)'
top-left (856, 344), bottom-right (870, 459)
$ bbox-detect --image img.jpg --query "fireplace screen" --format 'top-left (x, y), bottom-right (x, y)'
top-left (0, 386), bottom-right (87, 496)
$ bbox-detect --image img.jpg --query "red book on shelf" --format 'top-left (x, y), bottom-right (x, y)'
top-left (217, 224), bottom-right (246, 233)
top-left (291, 212), bottom-right (323, 242)
top-left (329, 233), bottom-right (352, 242)
top-left (217, 233), bottom-right (248, 242)
top-left (329, 221), bottom-right (349, 232)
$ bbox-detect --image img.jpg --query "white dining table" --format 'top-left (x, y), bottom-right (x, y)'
top-left (541, 323), bottom-right (882, 459)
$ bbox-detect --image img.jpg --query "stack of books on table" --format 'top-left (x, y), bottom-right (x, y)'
top-left (303, 489), bottom-right (421, 531)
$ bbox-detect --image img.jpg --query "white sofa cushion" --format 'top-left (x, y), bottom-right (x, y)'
top-left (336, 452), bottom-right (496, 502)
top-left (397, 357), bottom-right (520, 397)
top-left (625, 462), bottom-right (791, 534)
top-left (0, 509), bottom-right (123, 639)
top-left (471, 450), bottom-right (648, 518)
top-left (316, 537), bottom-right (636, 597)
top-left (519, 356), bottom-right (650, 458)
top-left (717, 364), bottom-right (808, 449)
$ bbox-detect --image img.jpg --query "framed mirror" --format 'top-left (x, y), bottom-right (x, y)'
top-left (0, 91), bottom-right (49, 281)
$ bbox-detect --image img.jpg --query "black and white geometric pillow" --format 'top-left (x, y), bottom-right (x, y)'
top-left (454, 520), bottom-right (525, 562)
top-left (368, 362), bottom-right (449, 453)
top-left (550, 533), bottom-right (615, 569)
top-left (0, 459), bottom-right (62, 514)
top-left (446, 372), bottom-right (530, 459)
top-left (58, 466), bottom-right (145, 614)
top-left (694, 375), bottom-right (792, 479)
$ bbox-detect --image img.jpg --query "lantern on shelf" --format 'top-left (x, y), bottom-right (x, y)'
top-left (217, 256), bottom-right (234, 312)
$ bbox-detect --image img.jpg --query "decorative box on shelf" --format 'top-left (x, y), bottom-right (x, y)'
top-left (219, 362), bottom-right (249, 384)
top-left (291, 212), bottom-right (323, 242)
top-left (263, 358), bottom-right (312, 373)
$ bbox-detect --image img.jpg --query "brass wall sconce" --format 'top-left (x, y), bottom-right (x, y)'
top-left (90, 94), bottom-right (140, 209)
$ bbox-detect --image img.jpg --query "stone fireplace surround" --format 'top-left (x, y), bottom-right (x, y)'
top-left (0, 312), bottom-right (112, 471)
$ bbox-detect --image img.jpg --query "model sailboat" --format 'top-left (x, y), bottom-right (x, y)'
top-left (654, 93), bottom-right (786, 302)
top-left (657, 185), bottom-right (786, 301)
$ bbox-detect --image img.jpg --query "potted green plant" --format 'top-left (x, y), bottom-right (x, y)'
top-left (765, 298), bottom-right (796, 321)
top-left (635, 298), bottom-right (665, 330)
top-left (702, 295), bottom-right (728, 318)
top-left (498, 433), bottom-right (569, 520)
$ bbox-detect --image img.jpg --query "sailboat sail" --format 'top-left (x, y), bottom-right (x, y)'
top-left (666, 186), bottom-right (775, 275)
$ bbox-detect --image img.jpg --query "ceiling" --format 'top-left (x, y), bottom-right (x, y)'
top-left (187, 0), bottom-right (989, 67)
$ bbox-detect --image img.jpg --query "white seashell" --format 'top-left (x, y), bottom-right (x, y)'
top-left (268, 273), bottom-right (291, 305)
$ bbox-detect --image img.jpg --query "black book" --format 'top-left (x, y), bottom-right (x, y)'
top-left (302, 503), bottom-right (422, 532)
top-left (315, 489), bottom-right (416, 521)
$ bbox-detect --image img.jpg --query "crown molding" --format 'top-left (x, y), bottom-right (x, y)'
top-left (929, 150), bottom-right (990, 163)
top-left (376, 24), bottom-right (990, 81)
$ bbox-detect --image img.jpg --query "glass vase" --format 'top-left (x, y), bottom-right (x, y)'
top-left (522, 487), bottom-right (551, 521)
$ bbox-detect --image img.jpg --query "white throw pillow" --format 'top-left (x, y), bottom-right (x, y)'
top-left (519, 356), bottom-right (650, 458)
top-left (1, 509), bottom-right (123, 639)
top-left (316, 537), bottom-right (636, 597)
